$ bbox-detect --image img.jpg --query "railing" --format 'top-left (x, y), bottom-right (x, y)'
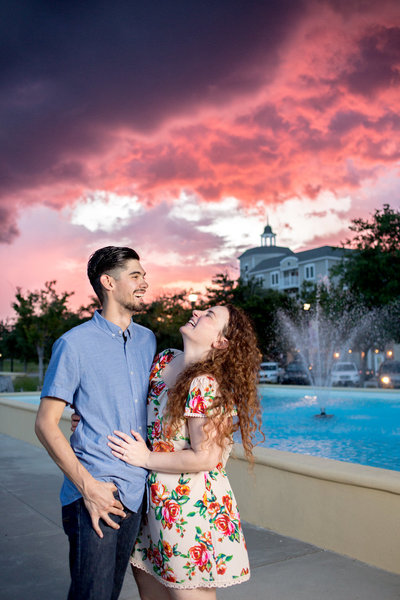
top-left (281, 277), bottom-right (299, 288)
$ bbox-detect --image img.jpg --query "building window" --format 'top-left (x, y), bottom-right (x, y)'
top-left (305, 264), bottom-right (315, 280)
top-left (271, 271), bottom-right (279, 286)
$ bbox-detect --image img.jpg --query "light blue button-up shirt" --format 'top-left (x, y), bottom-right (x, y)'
top-left (41, 310), bottom-right (156, 512)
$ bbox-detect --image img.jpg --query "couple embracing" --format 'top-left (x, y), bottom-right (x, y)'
top-left (35, 245), bottom-right (263, 600)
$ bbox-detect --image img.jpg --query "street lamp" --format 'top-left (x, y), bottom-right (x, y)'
top-left (188, 293), bottom-right (198, 309)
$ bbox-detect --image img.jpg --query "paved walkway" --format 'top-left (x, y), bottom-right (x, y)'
top-left (1, 433), bottom-right (400, 600)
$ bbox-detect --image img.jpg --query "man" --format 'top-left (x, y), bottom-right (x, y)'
top-left (35, 246), bottom-right (156, 600)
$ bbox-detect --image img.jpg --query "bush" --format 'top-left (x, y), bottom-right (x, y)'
top-left (12, 375), bottom-right (40, 392)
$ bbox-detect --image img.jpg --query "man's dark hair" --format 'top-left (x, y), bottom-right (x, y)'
top-left (87, 246), bottom-right (140, 304)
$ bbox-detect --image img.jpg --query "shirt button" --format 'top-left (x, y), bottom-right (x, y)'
top-left (130, 371), bottom-right (134, 375)
top-left (112, 334), bottom-right (115, 337)
top-left (135, 399), bottom-right (138, 403)
top-left (118, 330), bottom-right (122, 335)
top-left (139, 426), bottom-right (142, 431)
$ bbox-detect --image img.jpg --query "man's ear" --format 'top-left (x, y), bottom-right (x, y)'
top-left (99, 273), bottom-right (114, 293)
top-left (212, 337), bottom-right (229, 350)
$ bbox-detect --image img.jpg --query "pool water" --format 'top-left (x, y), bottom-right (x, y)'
top-left (256, 387), bottom-right (400, 472)
top-left (2, 394), bottom-right (41, 405)
top-left (3, 389), bottom-right (400, 472)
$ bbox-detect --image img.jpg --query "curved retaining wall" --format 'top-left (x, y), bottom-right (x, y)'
top-left (1, 395), bottom-right (400, 574)
top-left (227, 445), bottom-right (400, 574)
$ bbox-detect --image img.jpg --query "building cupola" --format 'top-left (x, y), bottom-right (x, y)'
top-left (260, 220), bottom-right (277, 247)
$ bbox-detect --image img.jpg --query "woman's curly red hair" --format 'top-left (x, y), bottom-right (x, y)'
top-left (164, 304), bottom-right (264, 461)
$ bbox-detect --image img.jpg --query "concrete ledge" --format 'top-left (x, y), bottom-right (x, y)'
top-left (0, 396), bottom-right (72, 445)
top-left (1, 394), bottom-right (400, 575)
top-left (227, 445), bottom-right (400, 575)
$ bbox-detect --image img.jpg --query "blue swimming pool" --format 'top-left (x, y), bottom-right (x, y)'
top-left (256, 387), bottom-right (400, 472)
top-left (3, 388), bottom-right (400, 471)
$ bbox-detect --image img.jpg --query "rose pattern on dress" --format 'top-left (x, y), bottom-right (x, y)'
top-left (152, 439), bottom-right (175, 453)
top-left (188, 488), bottom-right (241, 543)
top-left (184, 377), bottom-right (216, 417)
top-left (150, 472), bottom-right (191, 537)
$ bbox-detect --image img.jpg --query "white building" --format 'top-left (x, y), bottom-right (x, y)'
top-left (239, 223), bottom-right (353, 293)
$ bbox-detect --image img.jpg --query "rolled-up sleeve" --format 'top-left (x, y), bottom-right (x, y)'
top-left (41, 337), bottom-right (79, 405)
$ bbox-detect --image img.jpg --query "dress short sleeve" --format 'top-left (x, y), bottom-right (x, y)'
top-left (149, 348), bottom-right (179, 385)
top-left (184, 375), bottom-right (217, 418)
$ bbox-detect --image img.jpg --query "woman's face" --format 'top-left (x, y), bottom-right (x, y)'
top-left (180, 305), bottom-right (229, 351)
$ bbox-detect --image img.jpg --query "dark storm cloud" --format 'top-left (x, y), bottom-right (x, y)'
top-left (328, 110), bottom-right (366, 134)
top-left (0, 205), bottom-right (19, 242)
top-left (0, 1), bottom-right (305, 201)
top-left (344, 26), bottom-right (400, 97)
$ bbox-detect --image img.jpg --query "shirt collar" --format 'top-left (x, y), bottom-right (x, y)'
top-left (92, 310), bottom-right (135, 341)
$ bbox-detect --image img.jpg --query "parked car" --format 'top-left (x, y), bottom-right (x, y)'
top-left (259, 362), bottom-right (282, 384)
top-left (281, 362), bottom-right (310, 385)
top-left (330, 362), bottom-right (360, 387)
top-left (378, 361), bottom-right (400, 389)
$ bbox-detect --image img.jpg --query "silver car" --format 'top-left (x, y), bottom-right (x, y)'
top-left (331, 362), bottom-right (360, 387)
top-left (259, 362), bottom-right (281, 384)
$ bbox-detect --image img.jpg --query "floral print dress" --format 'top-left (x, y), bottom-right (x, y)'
top-left (130, 349), bottom-right (250, 589)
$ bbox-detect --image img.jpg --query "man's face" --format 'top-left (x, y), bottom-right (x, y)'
top-left (110, 259), bottom-right (148, 312)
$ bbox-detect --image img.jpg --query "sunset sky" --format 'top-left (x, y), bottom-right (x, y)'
top-left (1, 0), bottom-right (400, 320)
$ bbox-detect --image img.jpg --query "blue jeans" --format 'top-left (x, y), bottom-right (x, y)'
top-left (62, 493), bottom-right (143, 600)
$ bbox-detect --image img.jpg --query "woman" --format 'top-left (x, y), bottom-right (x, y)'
top-left (72, 304), bottom-right (262, 599)
top-left (108, 303), bottom-right (262, 599)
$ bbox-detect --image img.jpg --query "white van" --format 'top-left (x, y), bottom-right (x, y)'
top-left (259, 362), bottom-right (281, 384)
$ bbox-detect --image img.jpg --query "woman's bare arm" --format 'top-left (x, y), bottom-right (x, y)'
top-left (107, 418), bottom-right (223, 473)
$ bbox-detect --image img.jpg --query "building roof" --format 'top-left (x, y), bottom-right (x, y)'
top-left (248, 245), bottom-right (353, 274)
top-left (263, 224), bottom-right (273, 234)
top-left (238, 245), bottom-right (294, 260)
top-left (294, 245), bottom-right (353, 261)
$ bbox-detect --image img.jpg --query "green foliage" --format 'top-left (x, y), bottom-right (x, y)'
top-left (131, 272), bottom-right (297, 358)
top-left (134, 291), bottom-right (192, 352)
top-left (12, 375), bottom-right (40, 392)
top-left (12, 281), bottom-right (83, 382)
top-left (0, 320), bottom-right (20, 370)
top-left (204, 273), bottom-right (298, 359)
top-left (332, 204), bottom-right (400, 307)
top-left (77, 295), bottom-right (101, 318)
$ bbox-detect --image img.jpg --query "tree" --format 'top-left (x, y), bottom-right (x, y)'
top-left (332, 204), bottom-right (400, 307)
top-left (135, 291), bottom-right (193, 352)
top-left (12, 281), bottom-right (81, 383)
top-left (77, 295), bottom-right (101, 319)
top-left (204, 273), bottom-right (297, 359)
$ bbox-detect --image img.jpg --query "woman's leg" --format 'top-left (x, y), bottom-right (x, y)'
top-left (168, 588), bottom-right (217, 600)
top-left (132, 566), bottom-right (217, 600)
top-left (131, 566), bottom-right (171, 600)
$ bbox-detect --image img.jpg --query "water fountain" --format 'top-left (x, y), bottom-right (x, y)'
top-left (278, 285), bottom-right (386, 415)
